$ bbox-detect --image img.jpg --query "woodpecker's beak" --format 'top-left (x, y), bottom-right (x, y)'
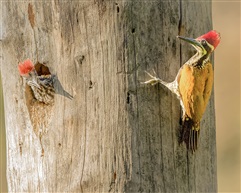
top-left (177, 36), bottom-right (204, 52)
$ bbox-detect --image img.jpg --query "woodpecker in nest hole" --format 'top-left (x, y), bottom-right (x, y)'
top-left (18, 59), bottom-right (73, 104)
top-left (143, 30), bottom-right (221, 152)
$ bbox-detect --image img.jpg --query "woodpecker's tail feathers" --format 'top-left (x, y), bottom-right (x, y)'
top-left (179, 117), bottom-right (200, 153)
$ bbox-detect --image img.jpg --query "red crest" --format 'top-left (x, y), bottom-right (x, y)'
top-left (18, 59), bottom-right (35, 76)
top-left (196, 30), bottom-right (221, 49)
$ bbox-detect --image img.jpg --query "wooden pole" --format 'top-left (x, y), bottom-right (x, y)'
top-left (1, 1), bottom-right (216, 192)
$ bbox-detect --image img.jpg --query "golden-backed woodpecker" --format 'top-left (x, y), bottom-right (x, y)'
top-left (143, 30), bottom-right (221, 152)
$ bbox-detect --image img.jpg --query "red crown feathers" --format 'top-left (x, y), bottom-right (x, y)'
top-left (196, 30), bottom-right (221, 49)
top-left (18, 59), bottom-right (35, 76)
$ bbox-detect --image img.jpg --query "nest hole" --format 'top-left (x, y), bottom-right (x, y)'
top-left (34, 62), bottom-right (51, 76)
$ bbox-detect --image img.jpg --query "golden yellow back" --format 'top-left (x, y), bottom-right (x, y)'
top-left (178, 63), bottom-right (214, 123)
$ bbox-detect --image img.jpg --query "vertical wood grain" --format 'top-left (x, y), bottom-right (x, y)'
top-left (1, 0), bottom-right (216, 192)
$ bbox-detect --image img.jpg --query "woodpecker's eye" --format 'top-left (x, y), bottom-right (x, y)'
top-left (201, 39), bottom-right (207, 45)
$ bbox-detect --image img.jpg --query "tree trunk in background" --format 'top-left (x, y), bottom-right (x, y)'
top-left (1, 0), bottom-right (217, 192)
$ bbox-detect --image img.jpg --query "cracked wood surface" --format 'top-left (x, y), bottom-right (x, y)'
top-left (1, 0), bottom-right (216, 192)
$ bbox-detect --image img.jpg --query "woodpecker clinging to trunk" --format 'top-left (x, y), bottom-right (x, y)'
top-left (18, 59), bottom-right (73, 104)
top-left (143, 30), bottom-right (221, 152)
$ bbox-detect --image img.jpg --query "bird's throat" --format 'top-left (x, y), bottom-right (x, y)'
top-left (186, 52), bottom-right (210, 69)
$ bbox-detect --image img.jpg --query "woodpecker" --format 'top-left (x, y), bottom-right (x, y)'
top-left (143, 30), bottom-right (221, 152)
top-left (18, 59), bottom-right (73, 104)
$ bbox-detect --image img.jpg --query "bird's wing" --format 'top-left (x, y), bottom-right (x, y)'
top-left (202, 63), bottom-right (214, 109)
top-left (178, 63), bottom-right (213, 122)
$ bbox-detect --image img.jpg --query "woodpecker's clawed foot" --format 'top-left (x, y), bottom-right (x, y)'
top-left (141, 70), bottom-right (162, 86)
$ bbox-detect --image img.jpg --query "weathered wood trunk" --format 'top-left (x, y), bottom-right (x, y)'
top-left (1, 0), bottom-right (216, 192)
top-left (0, 73), bottom-right (8, 192)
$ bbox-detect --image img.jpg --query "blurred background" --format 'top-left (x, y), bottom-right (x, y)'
top-left (0, 1), bottom-right (240, 193)
top-left (213, 1), bottom-right (240, 192)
